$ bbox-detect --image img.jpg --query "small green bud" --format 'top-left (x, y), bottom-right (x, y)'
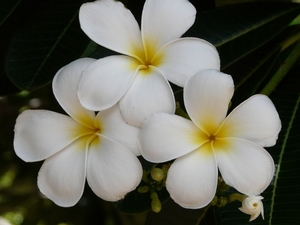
top-left (151, 168), bottom-right (164, 182)
top-left (217, 197), bottom-right (228, 207)
top-left (150, 191), bottom-right (158, 200)
top-left (138, 186), bottom-right (149, 193)
top-left (142, 170), bottom-right (149, 183)
top-left (211, 195), bottom-right (218, 206)
top-left (151, 199), bottom-right (161, 213)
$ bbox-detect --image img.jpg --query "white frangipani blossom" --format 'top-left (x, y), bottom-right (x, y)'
top-left (239, 195), bottom-right (265, 221)
top-left (13, 58), bottom-right (143, 207)
top-left (139, 69), bottom-right (281, 209)
top-left (78, 0), bottom-right (220, 127)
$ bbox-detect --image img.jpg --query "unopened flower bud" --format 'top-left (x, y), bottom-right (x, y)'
top-left (217, 196), bottom-right (228, 207)
top-left (151, 168), bottom-right (164, 181)
top-left (239, 195), bottom-right (264, 221)
top-left (151, 199), bottom-right (162, 213)
top-left (211, 195), bottom-right (218, 206)
top-left (138, 186), bottom-right (149, 193)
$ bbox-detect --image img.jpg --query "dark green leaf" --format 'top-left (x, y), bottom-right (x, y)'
top-left (4, 0), bottom-right (90, 91)
top-left (224, 26), bottom-right (300, 105)
top-left (185, 2), bottom-right (300, 68)
top-left (0, 0), bottom-right (29, 95)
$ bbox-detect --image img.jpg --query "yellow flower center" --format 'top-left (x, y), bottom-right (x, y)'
top-left (71, 114), bottom-right (103, 151)
top-left (194, 122), bottom-right (232, 156)
top-left (208, 134), bottom-right (216, 142)
top-left (129, 38), bottom-right (164, 75)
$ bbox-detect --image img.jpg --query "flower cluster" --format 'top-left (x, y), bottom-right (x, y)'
top-left (13, 0), bottom-right (281, 221)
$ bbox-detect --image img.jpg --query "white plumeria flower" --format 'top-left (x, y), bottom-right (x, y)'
top-left (78, 0), bottom-right (220, 127)
top-left (13, 58), bottom-right (143, 207)
top-left (139, 69), bottom-right (281, 209)
top-left (239, 195), bottom-right (264, 221)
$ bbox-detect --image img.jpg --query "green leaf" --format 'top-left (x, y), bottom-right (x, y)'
top-left (0, 0), bottom-right (24, 95)
top-left (214, 56), bottom-right (300, 225)
top-left (185, 2), bottom-right (300, 69)
top-left (224, 26), bottom-right (300, 105)
top-left (4, 0), bottom-right (90, 91)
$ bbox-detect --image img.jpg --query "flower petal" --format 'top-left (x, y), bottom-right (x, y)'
top-left (14, 110), bottom-right (91, 162)
top-left (37, 138), bottom-right (87, 207)
top-left (119, 67), bottom-right (175, 127)
top-left (141, 0), bottom-right (196, 53)
top-left (95, 105), bottom-right (141, 156)
top-left (219, 94), bottom-right (281, 147)
top-left (86, 136), bottom-right (142, 202)
top-left (184, 70), bottom-right (234, 134)
top-left (155, 38), bottom-right (220, 87)
top-left (79, 0), bottom-right (143, 58)
top-left (215, 138), bottom-right (275, 196)
top-left (139, 113), bottom-right (207, 162)
top-left (78, 55), bottom-right (137, 111)
top-left (166, 144), bottom-right (218, 209)
top-left (53, 58), bottom-right (96, 127)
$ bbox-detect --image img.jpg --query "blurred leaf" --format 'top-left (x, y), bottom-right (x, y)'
top-left (4, 0), bottom-right (90, 91)
top-left (0, 0), bottom-right (27, 95)
top-left (185, 2), bottom-right (300, 69)
top-left (223, 26), bottom-right (300, 105)
top-left (260, 40), bottom-right (300, 95)
top-left (289, 14), bottom-right (300, 26)
top-left (214, 55), bottom-right (300, 224)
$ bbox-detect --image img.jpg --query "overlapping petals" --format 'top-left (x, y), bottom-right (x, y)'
top-left (139, 69), bottom-right (280, 208)
top-left (53, 58), bottom-right (96, 126)
top-left (119, 67), bottom-right (175, 127)
top-left (14, 58), bottom-right (142, 207)
top-left (78, 0), bottom-right (220, 127)
top-left (78, 56), bottom-right (137, 111)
